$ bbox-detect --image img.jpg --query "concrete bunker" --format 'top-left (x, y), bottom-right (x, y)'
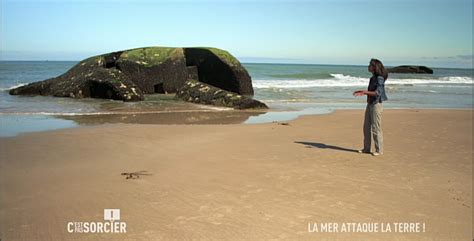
top-left (9, 46), bottom-right (263, 108)
top-left (184, 48), bottom-right (240, 94)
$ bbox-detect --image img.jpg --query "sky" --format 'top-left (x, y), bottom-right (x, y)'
top-left (1, 0), bottom-right (473, 68)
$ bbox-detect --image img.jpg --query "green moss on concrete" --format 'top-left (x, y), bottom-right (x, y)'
top-left (80, 56), bottom-right (105, 67)
top-left (205, 47), bottom-right (241, 67)
top-left (119, 47), bottom-right (176, 67)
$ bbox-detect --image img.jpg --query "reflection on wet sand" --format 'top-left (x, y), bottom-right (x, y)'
top-left (57, 110), bottom-right (268, 125)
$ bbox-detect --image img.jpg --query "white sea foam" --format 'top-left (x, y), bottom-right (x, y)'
top-left (0, 83), bottom-right (28, 91)
top-left (196, 105), bottom-right (234, 111)
top-left (439, 76), bottom-right (473, 82)
top-left (252, 74), bottom-right (473, 88)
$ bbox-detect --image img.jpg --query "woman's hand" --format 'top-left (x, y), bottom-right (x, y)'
top-left (353, 90), bottom-right (365, 96)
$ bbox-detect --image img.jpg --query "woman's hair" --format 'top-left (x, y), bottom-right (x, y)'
top-left (370, 58), bottom-right (388, 80)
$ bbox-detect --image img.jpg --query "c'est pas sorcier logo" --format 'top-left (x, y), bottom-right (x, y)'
top-left (67, 209), bottom-right (127, 233)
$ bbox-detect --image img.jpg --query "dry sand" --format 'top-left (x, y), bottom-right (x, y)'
top-left (0, 109), bottom-right (472, 240)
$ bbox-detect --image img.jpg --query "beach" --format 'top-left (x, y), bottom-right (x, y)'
top-left (2, 0), bottom-right (473, 240)
top-left (0, 109), bottom-right (471, 240)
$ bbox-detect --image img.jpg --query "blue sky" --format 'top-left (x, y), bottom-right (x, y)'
top-left (1, 0), bottom-right (472, 68)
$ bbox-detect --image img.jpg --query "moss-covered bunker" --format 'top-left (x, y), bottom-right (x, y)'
top-left (9, 47), bottom-right (267, 109)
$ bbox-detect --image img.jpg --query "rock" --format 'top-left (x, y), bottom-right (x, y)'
top-left (9, 59), bottom-right (144, 101)
top-left (175, 80), bottom-right (268, 109)
top-left (387, 65), bottom-right (433, 74)
top-left (9, 47), bottom-right (265, 108)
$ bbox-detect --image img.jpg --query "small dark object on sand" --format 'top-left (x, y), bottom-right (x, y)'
top-left (273, 121), bottom-right (290, 126)
top-left (121, 170), bottom-right (152, 179)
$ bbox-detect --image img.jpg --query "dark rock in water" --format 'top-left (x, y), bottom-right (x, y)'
top-left (10, 57), bottom-right (145, 101)
top-left (10, 47), bottom-right (266, 108)
top-left (175, 80), bottom-right (268, 109)
top-left (387, 65), bottom-right (433, 74)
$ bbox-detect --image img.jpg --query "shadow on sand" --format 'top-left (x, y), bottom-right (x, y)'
top-left (294, 141), bottom-right (358, 153)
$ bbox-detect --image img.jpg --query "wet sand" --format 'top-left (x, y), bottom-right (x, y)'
top-left (0, 109), bottom-right (472, 240)
top-left (57, 109), bottom-right (267, 125)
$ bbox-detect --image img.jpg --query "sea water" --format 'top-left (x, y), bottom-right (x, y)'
top-left (0, 61), bottom-right (472, 136)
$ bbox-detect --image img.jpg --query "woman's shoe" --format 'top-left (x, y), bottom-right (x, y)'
top-left (372, 152), bottom-right (383, 156)
top-left (358, 149), bottom-right (370, 154)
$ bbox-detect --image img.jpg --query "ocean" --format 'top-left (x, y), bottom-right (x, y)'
top-left (0, 61), bottom-right (472, 136)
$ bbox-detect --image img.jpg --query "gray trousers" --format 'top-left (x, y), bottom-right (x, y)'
top-left (363, 102), bottom-right (383, 153)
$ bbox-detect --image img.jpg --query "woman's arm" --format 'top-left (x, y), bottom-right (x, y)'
top-left (353, 76), bottom-right (384, 97)
top-left (353, 90), bottom-right (377, 96)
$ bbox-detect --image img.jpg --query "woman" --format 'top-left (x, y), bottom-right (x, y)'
top-left (353, 58), bottom-right (388, 156)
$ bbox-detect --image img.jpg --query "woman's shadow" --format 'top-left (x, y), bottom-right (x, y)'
top-left (294, 141), bottom-right (358, 153)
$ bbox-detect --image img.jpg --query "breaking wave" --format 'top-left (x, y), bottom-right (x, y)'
top-left (253, 74), bottom-right (473, 88)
